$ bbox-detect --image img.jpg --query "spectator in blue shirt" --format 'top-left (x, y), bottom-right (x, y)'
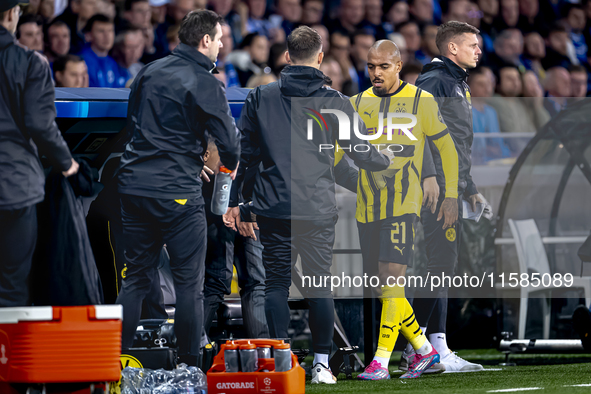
top-left (468, 67), bottom-right (510, 164)
top-left (80, 14), bottom-right (128, 87)
top-left (565, 4), bottom-right (588, 66)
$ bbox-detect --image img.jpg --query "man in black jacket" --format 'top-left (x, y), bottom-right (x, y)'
top-left (0, 0), bottom-right (78, 307)
top-left (225, 26), bottom-right (390, 384)
top-left (116, 10), bottom-right (240, 366)
top-left (406, 21), bottom-right (484, 372)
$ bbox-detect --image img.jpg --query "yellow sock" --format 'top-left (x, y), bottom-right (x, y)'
top-left (375, 285), bottom-right (405, 359)
top-left (398, 298), bottom-right (428, 351)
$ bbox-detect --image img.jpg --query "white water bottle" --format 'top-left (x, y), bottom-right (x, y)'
top-left (211, 166), bottom-right (232, 215)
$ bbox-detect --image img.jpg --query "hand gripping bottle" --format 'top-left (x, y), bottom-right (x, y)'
top-left (211, 166), bottom-right (232, 215)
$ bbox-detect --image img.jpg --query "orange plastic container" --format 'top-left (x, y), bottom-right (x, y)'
top-left (207, 339), bottom-right (305, 394)
top-left (0, 305), bottom-right (122, 383)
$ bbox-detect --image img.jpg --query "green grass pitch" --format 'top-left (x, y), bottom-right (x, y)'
top-left (304, 350), bottom-right (591, 394)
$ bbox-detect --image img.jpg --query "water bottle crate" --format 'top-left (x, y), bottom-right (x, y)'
top-left (207, 339), bottom-right (305, 394)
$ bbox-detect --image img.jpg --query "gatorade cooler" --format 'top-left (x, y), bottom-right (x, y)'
top-left (0, 305), bottom-right (122, 383)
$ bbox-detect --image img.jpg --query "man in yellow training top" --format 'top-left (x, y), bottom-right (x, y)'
top-left (351, 40), bottom-right (459, 380)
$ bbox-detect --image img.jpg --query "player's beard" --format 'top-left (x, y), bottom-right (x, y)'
top-left (373, 81), bottom-right (393, 97)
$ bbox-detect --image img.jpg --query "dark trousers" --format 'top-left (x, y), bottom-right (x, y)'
top-left (203, 216), bottom-right (268, 338)
top-left (257, 215), bottom-right (336, 355)
top-left (0, 206), bottom-right (37, 307)
top-left (412, 194), bottom-right (463, 334)
top-left (117, 195), bottom-right (207, 359)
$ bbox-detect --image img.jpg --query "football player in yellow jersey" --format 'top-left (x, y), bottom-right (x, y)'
top-left (354, 40), bottom-right (460, 380)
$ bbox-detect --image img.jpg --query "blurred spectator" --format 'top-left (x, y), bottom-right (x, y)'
top-left (415, 24), bottom-right (439, 65)
top-left (241, 0), bottom-right (274, 38)
top-left (121, 0), bottom-right (152, 30)
top-left (543, 66), bottom-right (570, 117)
top-left (333, 0), bottom-right (364, 34)
top-left (54, 54), bottom-right (88, 87)
top-left (517, 0), bottom-right (545, 34)
top-left (246, 72), bottom-right (277, 88)
top-left (487, 65), bottom-right (538, 133)
top-left (319, 55), bottom-right (343, 91)
top-left (565, 4), bottom-right (588, 66)
top-left (385, 0), bottom-right (409, 27)
top-left (521, 70), bottom-right (550, 128)
top-left (272, 0), bottom-right (302, 38)
top-left (228, 32), bottom-right (270, 86)
top-left (489, 29), bottom-right (525, 72)
top-left (45, 20), bottom-right (71, 63)
top-left (54, 0), bottom-right (98, 54)
top-left (216, 24), bottom-right (240, 87)
top-left (477, 0), bottom-right (498, 36)
top-left (80, 14), bottom-right (128, 87)
top-left (311, 24), bottom-right (329, 53)
top-left (442, 0), bottom-right (470, 23)
top-left (469, 67), bottom-right (509, 164)
top-left (388, 32), bottom-right (409, 63)
top-left (400, 62), bottom-right (422, 84)
top-left (398, 20), bottom-right (420, 63)
top-left (165, 23), bottom-right (179, 51)
top-left (522, 31), bottom-right (545, 81)
top-left (542, 23), bottom-right (574, 69)
top-left (17, 14), bottom-right (44, 52)
top-left (329, 31), bottom-right (356, 95)
top-left (409, 0), bottom-right (433, 24)
top-left (569, 64), bottom-right (588, 98)
top-left (363, 0), bottom-right (391, 40)
top-left (112, 29), bottom-right (145, 82)
top-left (350, 29), bottom-right (374, 92)
top-left (96, 0), bottom-right (116, 20)
top-left (153, 0), bottom-right (193, 59)
top-left (268, 41), bottom-right (288, 75)
top-left (301, 0), bottom-right (323, 25)
top-left (210, 0), bottom-right (241, 44)
top-left (26, 0), bottom-right (40, 16)
top-left (150, 0), bottom-right (169, 26)
top-left (499, 0), bottom-right (519, 29)
top-left (39, 0), bottom-right (56, 23)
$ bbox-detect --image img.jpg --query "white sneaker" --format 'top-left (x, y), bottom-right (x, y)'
top-left (311, 362), bottom-right (337, 384)
top-left (399, 349), bottom-right (444, 374)
top-left (439, 351), bottom-right (484, 372)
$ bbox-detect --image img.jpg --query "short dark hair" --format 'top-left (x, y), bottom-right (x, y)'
top-left (16, 14), bottom-right (43, 39)
top-left (83, 14), bottom-right (113, 33)
top-left (400, 62), bottom-right (423, 81)
top-left (178, 10), bottom-right (224, 48)
top-left (287, 25), bottom-right (322, 63)
top-left (53, 54), bottom-right (84, 74)
top-left (124, 0), bottom-right (149, 11)
top-left (351, 28), bottom-right (375, 45)
top-left (436, 21), bottom-right (480, 55)
top-left (47, 19), bottom-right (69, 32)
top-left (568, 64), bottom-right (587, 74)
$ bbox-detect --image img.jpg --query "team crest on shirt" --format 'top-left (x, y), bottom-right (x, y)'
top-left (465, 89), bottom-right (472, 104)
top-left (445, 227), bottom-right (456, 242)
top-left (395, 102), bottom-right (407, 113)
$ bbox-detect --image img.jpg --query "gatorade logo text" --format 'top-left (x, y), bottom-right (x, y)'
top-left (216, 382), bottom-right (256, 389)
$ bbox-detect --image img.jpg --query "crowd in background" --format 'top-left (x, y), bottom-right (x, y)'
top-left (17, 0), bottom-right (591, 161)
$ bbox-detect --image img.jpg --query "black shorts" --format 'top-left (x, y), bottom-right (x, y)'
top-left (357, 214), bottom-right (417, 266)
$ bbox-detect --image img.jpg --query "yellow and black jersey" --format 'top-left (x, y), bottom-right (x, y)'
top-left (349, 82), bottom-right (459, 223)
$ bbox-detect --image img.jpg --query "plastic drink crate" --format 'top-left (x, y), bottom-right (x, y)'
top-left (0, 305), bottom-right (122, 383)
top-left (207, 339), bottom-right (305, 394)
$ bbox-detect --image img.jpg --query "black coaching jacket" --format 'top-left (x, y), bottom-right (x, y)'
top-left (0, 26), bottom-right (72, 210)
top-left (416, 56), bottom-right (478, 197)
top-left (117, 43), bottom-right (240, 201)
top-left (234, 65), bottom-right (390, 221)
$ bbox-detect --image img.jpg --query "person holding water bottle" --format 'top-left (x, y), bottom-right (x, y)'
top-left (116, 10), bottom-right (240, 367)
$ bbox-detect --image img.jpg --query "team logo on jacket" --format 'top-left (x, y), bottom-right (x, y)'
top-left (445, 227), bottom-right (456, 242)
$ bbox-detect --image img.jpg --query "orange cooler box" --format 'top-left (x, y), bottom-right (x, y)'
top-left (0, 305), bottom-right (122, 383)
